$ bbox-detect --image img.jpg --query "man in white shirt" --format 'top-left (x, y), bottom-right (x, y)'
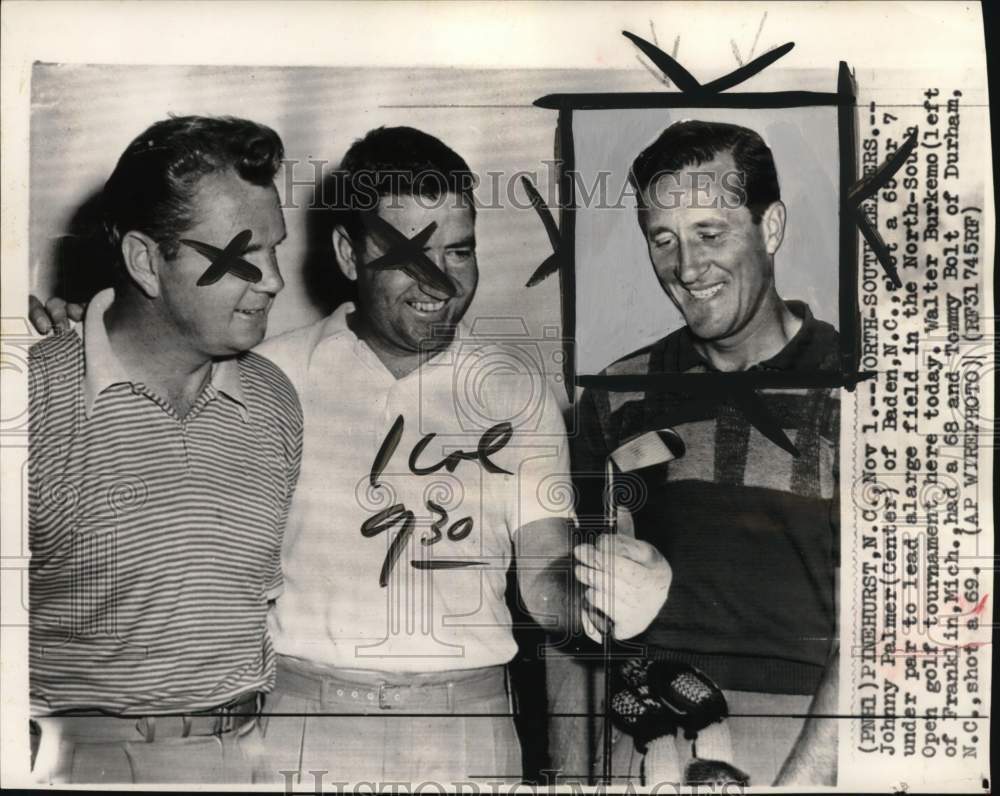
top-left (255, 126), bottom-right (672, 787)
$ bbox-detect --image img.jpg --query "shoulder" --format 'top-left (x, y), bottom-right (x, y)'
top-left (794, 314), bottom-right (841, 372)
top-left (29, 330), bottom-right (82, 366)
top-left (458, 341), bottom-right (563, 418)
top-left (237, 350), bottom-right (303, 424)
top-left (806, 317), bottom-right (841, 370)
top-left (28, 333), bottom-right (84, 431)
top-left (432, 339), bottom-right (568, 443)
top-left (253, 316), bottom-right (332, 379)
top-left (602, 328), bottom-right (684, 377)
top-left (29, 332), bottom-right (83, 393)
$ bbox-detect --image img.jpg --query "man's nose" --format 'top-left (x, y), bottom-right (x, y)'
top-left (413, 251), bottom-right (455, 300)
top-left (252, 253), bottom-right (285, 295)
top-left (675, 239), bottom-right (710, 284)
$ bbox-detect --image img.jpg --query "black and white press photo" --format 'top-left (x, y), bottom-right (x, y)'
top-left (0, 3), bottom-right (993, 794)
top-left (572, 107), bottom-right (840, 377)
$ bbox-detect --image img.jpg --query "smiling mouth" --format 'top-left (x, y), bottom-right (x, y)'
top-left (235, 307), bottom-right (268, 317)
top-left (687, 283), bottom-right (725, 301)
top-left (406, 299), bottom-right (447, 314)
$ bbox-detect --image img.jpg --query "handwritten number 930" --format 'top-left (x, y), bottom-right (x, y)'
top-left (361, 414), bottom-right (512, 587)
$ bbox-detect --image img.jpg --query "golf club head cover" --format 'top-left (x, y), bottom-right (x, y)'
top-left (609, 658), bottom-right (729, 751)
top-left (648, 659), bottom-right (729, 737)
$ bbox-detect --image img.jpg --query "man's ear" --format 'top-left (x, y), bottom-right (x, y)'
top-left (332, 226), bottom-right (360, 282)
top-left (120, 231), bottom-right (162, 298)
top-left (761, 201), bottom-right (786, 256)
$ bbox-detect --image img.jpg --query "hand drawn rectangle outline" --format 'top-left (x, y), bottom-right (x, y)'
top-left (533, 59), bottom-right (869, 400)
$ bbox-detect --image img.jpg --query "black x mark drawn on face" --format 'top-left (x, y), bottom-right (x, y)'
top-left (362, 215), bottom-right (457, 299)
top-left (181, 229), bottom-right (262, 287)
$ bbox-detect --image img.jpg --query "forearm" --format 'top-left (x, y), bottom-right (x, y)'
top-left (518, 555), bottom-right (579, 637)
top-left (773, 646), bottom-right (839, 785)
top-left (515, 518), bottom-right (582, 639)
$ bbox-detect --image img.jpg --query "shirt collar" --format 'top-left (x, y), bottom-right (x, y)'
top-left (666, 300), bottom-right (820, 373)
top-left (306, 302), bottom-right (360, 370)
top-left (313, 301), bottom-right (357, 343)
top-left (311, 301), bottom-right (470, 367)
top-left (756, 301), bottom-right (821, 370)
top-left (81, 287), bottom-right (248, 421)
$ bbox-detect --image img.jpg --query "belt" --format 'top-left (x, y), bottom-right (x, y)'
top-left (275, 658), bottom-right (507, 712)
top-left (38, 691), bottom-right (261, 742)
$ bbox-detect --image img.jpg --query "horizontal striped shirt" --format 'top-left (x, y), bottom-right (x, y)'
top-left (29, 289), bottom-right (303, 715)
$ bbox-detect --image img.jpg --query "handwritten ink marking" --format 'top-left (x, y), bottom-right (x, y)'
top-left (362, 415), bottom-right (514, 586)
top-left (408, 422), bottom-right (514, 476)
top-left (362, 215), bottom-right (456, 298)
top-left (633, 21), bottom-right (680, 88)
top-left (182, 229), bottom-right (262, 286)
top-left (371, 414), bottom-right (405, 487)
top-left (360, 503), bottom-right (416, 588)
top-left (411, 560), bottom-right (487, 570)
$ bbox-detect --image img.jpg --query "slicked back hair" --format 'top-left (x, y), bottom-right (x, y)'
top-left (331, 126), bottom-right (477, 248)
top-left (629, 120), bottom-right (780, 224)
top-left (103, 115), bottom-right (284, 266)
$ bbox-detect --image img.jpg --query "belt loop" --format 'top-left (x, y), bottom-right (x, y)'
top-left (377, 683), bottom-right (390, 710)
top-left (141, 716), bottom-right (156, 743)
top-left (217, 705), bottom-right (232, 736)
top-left (447, 681), bottom-right (455, 713)
top-left (181, 716), bottom-right (192, 739)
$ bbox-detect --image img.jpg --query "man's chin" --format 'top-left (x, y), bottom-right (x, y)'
top-left (213, 329), bottom-right (267, 357)
top-left (685, 319), bottom-right (734, 344)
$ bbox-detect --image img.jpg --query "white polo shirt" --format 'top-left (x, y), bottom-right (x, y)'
top-left (256, 304), bottom-right (571, 672)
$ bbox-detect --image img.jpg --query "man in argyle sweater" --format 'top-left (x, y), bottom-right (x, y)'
top-left (557, 120), bottom-right (840, 786)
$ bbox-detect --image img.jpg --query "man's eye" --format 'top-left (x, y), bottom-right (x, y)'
top-left (699, 232), bottom-right (720, 241)
top-left (653, 235), bottom-right (676, 248)
top-left (447, 249), bottom-right (474, 261)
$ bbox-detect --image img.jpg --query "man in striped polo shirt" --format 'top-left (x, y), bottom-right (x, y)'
top-left (559, 121), bottom-right (841, 785)
top-left (28, 115), bottom-right (303, 784)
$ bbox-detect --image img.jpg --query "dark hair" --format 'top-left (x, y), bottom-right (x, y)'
top-left (331, 126), bottom-right (477, 247)
top-left (103, 115), bottom-right (284, 263)
top-left (629, 120), bottom-right (780, 223)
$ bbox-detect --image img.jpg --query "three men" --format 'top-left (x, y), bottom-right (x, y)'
top-left (255, 126), bottom-right (671, 785)
top-left (28, 114), bottom-right (840, 787)
top-left (566, 120), bottom-right (840, 785)
top-left (28, 116), bottom-right (303, 783)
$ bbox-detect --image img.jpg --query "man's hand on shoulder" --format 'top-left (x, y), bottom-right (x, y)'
top-left (574, 534), bottom-right (671, 643)
top-left (29, 295), bottom-right (85, 334)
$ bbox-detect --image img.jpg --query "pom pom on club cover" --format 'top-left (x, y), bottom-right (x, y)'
top-left (609, 658), bottom-right (751, 785)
